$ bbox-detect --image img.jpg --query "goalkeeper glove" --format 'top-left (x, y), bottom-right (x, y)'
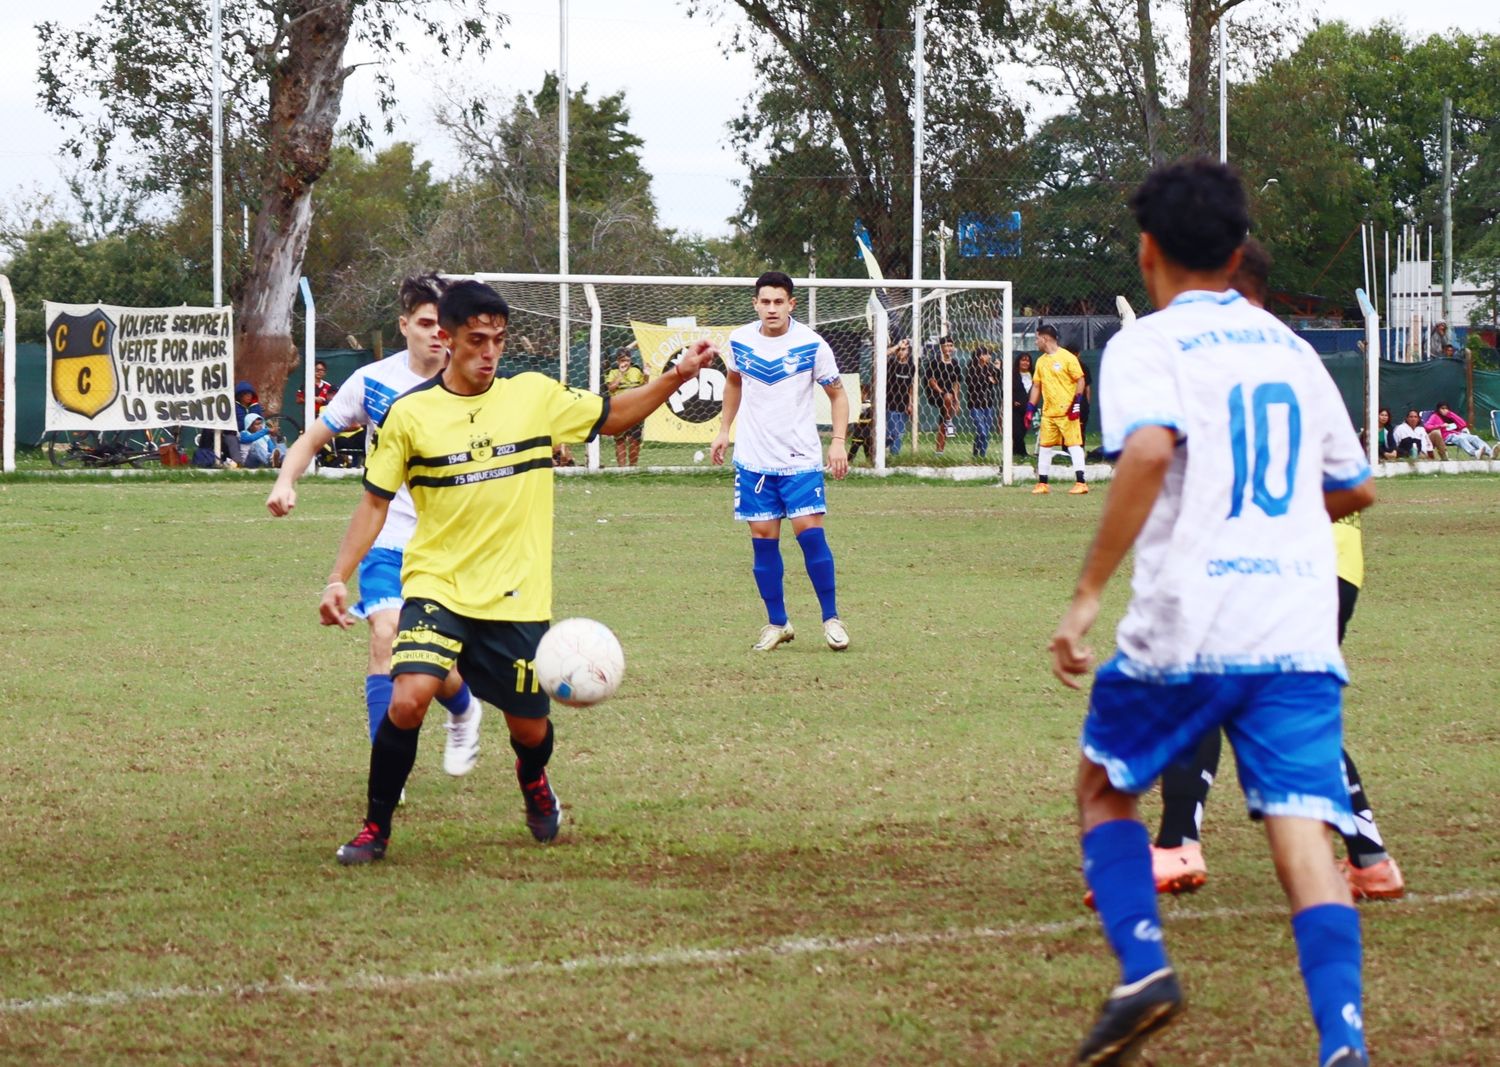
top-left (1068, 398), bottom-right (1082, 421)
top-left (1024, 402), bottom-right (1037, 431)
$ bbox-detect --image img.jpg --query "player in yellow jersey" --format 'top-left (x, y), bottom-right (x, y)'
top-left (320, 280), bottom-right (718, 864)
top-left (1025, 324), bottom-right (1088, 494)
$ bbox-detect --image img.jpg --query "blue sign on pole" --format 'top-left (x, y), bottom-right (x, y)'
top-left (958, 212), bottom-right (1022, 258)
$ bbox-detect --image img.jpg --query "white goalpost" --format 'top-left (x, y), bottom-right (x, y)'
top-left (462, 273), bottom-right (1019, 481)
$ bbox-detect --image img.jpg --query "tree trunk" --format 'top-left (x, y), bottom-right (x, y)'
top-left (235, 0), bottom-right (355, 415)
top-left (1185, 0), bottom-right (1215, 157)
top-left (1135, 0), bottom-right (1167, 165)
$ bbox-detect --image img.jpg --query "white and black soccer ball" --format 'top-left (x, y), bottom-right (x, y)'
top-left (534, 618), bottom-right (625, 707)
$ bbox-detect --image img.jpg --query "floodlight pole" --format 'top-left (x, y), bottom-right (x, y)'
top-left (558, 0), bottom-right (570, 385)
top-left (1442, 97), bottom-right (1453, 324)
top-left (1218, 17), bottom-right (1227, 163)
top-left (211, 0), bottom-right (223, 307)
top-left (910, 4), bottom-right (925, 454)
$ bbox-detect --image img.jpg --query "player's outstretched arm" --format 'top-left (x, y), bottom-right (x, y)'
top-left (601, 340), bottom-right (718, 436)
top-left (711, 368), bottom-right (743, 466)
top-left (823, 379), bottom-right (850, 479)
top-left (319, 490), bottom-right (391, 629)
top-left (1049, 425), bottom-right (1175, 688)
top-left (267, 419), bottom-right (338, 516)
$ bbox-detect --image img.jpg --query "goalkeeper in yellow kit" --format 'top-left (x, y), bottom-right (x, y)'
top-left (1025, 324), bottom-right (1089, 494)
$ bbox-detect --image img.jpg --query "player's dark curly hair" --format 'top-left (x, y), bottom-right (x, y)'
top-left (754, 270), bottom-right (794, 298)
top-left (399, 272), bottom-right (448, 316)
top-left (1128, 159), bottom-right (1250, 272)
top-left (438, 280), bottom-right (510, 331)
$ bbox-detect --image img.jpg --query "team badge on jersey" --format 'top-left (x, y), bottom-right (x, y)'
top-left (470, 433), bottom-right (494, 462)
top-left (48, 308), bottom-right (119, 418)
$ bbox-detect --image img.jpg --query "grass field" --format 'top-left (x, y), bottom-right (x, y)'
top-left (0, 471), bottom-right (1496, 1065)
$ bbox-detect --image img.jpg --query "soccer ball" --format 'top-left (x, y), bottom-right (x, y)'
top-left (534, 618), bottom-right (625, 707)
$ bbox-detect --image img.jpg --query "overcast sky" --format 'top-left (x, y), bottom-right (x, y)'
top-left (0, 0), bottom-right (1493, 239)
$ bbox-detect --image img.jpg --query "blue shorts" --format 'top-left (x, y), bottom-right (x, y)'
top-left (1081, 655), bottom-right (1355, 835)
top-left (734, 467), bottom-right (827, 522)
top-left (351, 546), bottom-right (404, 620)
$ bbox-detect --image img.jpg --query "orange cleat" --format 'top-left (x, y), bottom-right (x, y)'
top-left (1069, 482), bottom-right (1090, 495)
top-left (1084, 843), bottom-right (1207, 909)
top-left (1342, 857), bottom-right (1405, 900)
top-left (1032, 482), bottom-right (1051, 494)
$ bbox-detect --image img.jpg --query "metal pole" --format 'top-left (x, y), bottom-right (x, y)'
top-left (911, 5), bottom-right (925, 453)
top-left (1218, 16), bottom-right (1227, 163)
top-left (299, 277), bottom-right (316, 474)
top-left (870, 294), bottom-right (888, 473)
top-left (1, 274), bottom-right (14, 473)
top-left (211, 0), bottom-right (223, 307)
top-left (1001, 282), bottom-right (1013, 486)
top-left (584, 283), bottom-right (601, 470)
top-left (1383, 230), bottom-right (1391, 362)
top-left (804, 241), bottom-right (817, 327)
top-left (1442, 97), bottom-right (1453, 325)
top-left (937, 222), bottom-right (949, 336)
top-left (558, 0), bottom-right (570, 385)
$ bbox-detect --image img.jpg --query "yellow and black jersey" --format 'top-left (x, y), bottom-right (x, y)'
top-left (364, 371), bottom-right (608, 620)
top-left (1332, 511), bottom-right (1364, 589)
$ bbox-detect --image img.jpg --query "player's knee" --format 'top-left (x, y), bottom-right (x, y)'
top-left (388, 690), bottom-right (433, 729)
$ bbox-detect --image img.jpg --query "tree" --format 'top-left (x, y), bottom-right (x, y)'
top-left (37, 0), bottom-right (497, 413)
top-left (690, 0), bottom-right (1024, 278)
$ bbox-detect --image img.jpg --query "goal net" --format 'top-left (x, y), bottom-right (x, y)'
top-left (463, 274), bottom-right (1019, 481)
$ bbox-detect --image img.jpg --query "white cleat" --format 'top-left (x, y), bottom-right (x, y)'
top-left (822, 617), bottom-right (850, 651)
top-left (443, 696), bottom-right (484, 777)
top-left (752, 622), bottom-right (795, 652)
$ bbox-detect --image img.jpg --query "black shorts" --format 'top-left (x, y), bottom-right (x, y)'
top-left (391, 598), bottom-right (551, 718)
top-left (1336, 578), bottom-right (1359, 645)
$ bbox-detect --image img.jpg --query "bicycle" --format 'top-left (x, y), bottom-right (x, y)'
top-left (44, 427), bottom-right (182, 469)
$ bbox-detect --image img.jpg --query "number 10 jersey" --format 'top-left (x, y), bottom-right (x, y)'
top-left (1097, 289), bottom-right (1370, 682)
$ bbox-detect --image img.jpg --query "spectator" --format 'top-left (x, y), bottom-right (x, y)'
top-left (1427, 321), bottom-right (1450, 359)
top-left (192, 429), bottom-right (223, 469)
top-left (846, 379), bottom-right (875, 465)
top-left (1374, 408), bottom-right (1397, 461)
top-left (965, 343), bottom-right (1001, 459)
top-left (926, 335), bottom-right (963, 455)
top-left (240, 412), bottom-right (287, 469)
top-left (1011, 352), bottom-right (1034, 458)
top-left (295, 360), bottom-right (337, 415)
top-left (230, 381), bottom-right (264, 466)
top-left (1392, 408), bottom-right (1441, 459)
top-left (885, 338), bottom-right (916, 455)
top-left (1424, 402), bottom-right (1495, 458)
top-left (1442, 343), bottom-right (1457, 358)
top-left (604, 347), bottom-right (649, 467)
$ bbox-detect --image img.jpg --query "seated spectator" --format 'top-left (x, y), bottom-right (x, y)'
top-left (192, 430), bottom-right (223, 469)
top-left (1374, 408), bottom-right (1397, 460)
top-left (552, 442), bottom-right (577, 467)
top-left (294, 360), bottom-right (336, 415)
top-left (240, 412), bottom-right (287, 469)
top-left (231, 381), bottom-right (263, 466)
top-left (1424, 402), bottom-right (1494, 459)
top-left (1393, 408), bottom-right (1442, 459)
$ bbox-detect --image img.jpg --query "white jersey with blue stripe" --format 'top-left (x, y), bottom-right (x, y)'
top-left (1098, 289), bottom-right (1371, 682)
top-left (725, 318), bottom-right (840, 475)
top-left (319, 350), bottom-right (431, 550)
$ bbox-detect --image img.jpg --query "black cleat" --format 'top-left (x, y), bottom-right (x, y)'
top-left (518, 763), bottom-right (562, 842)
top-left (1076, 968), bottom-right (1184, 1065)
top-left (1322, 1049), bottom-right (1369, 1067)
top-left (336, 821), bottom-right (388, 865)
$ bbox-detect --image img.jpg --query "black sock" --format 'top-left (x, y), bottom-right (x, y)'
top-left (511, 719), bottom-right (555, 783)
top-left (1156, 730), bottom-right (1221, 848)
top-left (1340, 749), bottom-right (1389, 867)
top-left (1038, 474), bottom-right (1049, 484)
top-left (367, 714), bottom-right (421, 836)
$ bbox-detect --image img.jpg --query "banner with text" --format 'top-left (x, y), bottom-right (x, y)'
top-left (44, 303), bottom-right (237, 432)
top-left (630, 321), bottom-right (735, 443)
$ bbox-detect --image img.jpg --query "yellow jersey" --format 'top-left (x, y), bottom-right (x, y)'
top-left (364, 372), bottom-right (607, 620)
top-left (1332, 511), bottom-right (1363, 588)
top-left (605, 365), bottom-right (646, 391)
top-left (1035, 347), bottom-right (1084, 417)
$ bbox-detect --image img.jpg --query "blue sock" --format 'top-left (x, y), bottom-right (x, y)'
top-left (436, 680), bottom-right (473, 717)
top-left (1082, 819), bottom-right (1170, 984)
top-left (795, 526), bottom-right (839, 621)
top-left (751, 537), bottom-right (788, 626)
top-left (364, 674), bottom-right (393, 744)
top-left (1292, 903), bottom-right (1364, 1063)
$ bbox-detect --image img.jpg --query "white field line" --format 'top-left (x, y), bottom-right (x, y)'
top-left (3, 887), bottom-right (1494, 1017)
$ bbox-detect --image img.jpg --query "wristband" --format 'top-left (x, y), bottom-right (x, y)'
top-left (324, 580), bottom-right (346, 589)
top-left (675, 363), bottom-right (689, 382)
top-left (1025, 402), bottom-right (1037, 418)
